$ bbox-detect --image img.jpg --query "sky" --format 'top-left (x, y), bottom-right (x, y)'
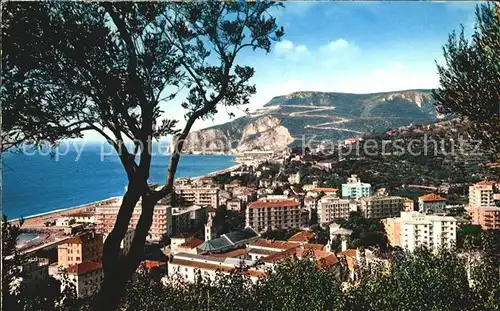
top-left (84, 1), bottom-right (481, 141)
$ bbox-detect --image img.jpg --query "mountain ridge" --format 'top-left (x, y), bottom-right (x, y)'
top-left (173, 89), bottom-right (441, 154)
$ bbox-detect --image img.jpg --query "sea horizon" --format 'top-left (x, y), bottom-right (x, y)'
top-left (2, 145), bottom-right (235, 220)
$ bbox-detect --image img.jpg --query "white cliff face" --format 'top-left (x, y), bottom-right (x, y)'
top-left (175, 115), bottom-right (294, 154)
top-left (240, 115), bottom-right (281, 139)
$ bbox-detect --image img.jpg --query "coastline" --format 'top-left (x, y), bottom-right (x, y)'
top-left (10, 160), bottom-right (240, 228)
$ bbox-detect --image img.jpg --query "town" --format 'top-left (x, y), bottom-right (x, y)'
top-left (11, 146), bottom-right (500, 299)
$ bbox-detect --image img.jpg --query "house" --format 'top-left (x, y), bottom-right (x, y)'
top-left (226, 199), bottom-right (242, 212)
top-left (63, 262), bottom-right (103, 298)
top-left (418, 193), bottom-right (446, 213)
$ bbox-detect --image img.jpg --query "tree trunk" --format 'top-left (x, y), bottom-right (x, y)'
top-left (92, 182), bottom-right (145, 311)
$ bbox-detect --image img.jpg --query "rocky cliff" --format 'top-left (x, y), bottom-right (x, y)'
top-left (173, 89), bottom-right (440, 154)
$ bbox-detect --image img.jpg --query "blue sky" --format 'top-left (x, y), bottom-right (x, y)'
top-left (84, 1), bottom-right (480, 140)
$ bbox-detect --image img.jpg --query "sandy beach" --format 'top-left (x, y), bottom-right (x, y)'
top-left (10, 197), bottom-right (120, 228)
top-left (10, 162), bottom-right (241, 229)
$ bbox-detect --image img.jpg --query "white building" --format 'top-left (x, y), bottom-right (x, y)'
top-left (418, 193), bottom-right (447, 213)
top-left (164, 252), bottom-right (264, 284)
top-left (62, 262), bottom-right (103, 298)
top-left (383, 212), bottom-right (458, 253)
top-left (288, 172), bottom-right (301, 184)
top-left (317, 195), bottom-right (353, 224)
top-left (468, 181), bottom-right (497, 208)
top-left (246, 199), bottom-right (303, 232)
top-left (341, 175), bottom-right (372, 199)
top-left (359, 196), bottom-right (405, 219)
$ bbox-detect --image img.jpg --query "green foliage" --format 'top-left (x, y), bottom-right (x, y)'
top-left (212, 205), bottom-right (245, 235)
top-left (334, 212), bottom-right (388, 250)
top-left (260, 228), bottom-right (300, 241)
top-left (433, 3), bottom-right (500, 154)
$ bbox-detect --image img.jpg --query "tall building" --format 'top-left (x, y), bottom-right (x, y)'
top-left (467, 180), bottom-right (499, 229)
top-left (57, 231), bottom-right (103, 268)
top-left (95, 198), bottom-right (171, 242)
top-left (359, 196), bottom-right (405, 219)
top-left (418, 193), bottom-right (446, 213)
top-left (383, 212), bottom-right (458, 252)
top-left (317, 195), bottom-right (352, 224)
top-left (246, 199), bottom-right (303, 232)
top-left (468, 181), bottom-right (496, 208)
top-left (341, 175), bottom-right (372, 199)
top-left (469, 207), bottom-right (500, 229)
top-left (171, 205), bottom-right (206, 236)
top-left (174, 186), bottom-right (219, 208)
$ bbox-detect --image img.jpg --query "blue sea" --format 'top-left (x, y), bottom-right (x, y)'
top-left (2, 142), bottom-right (235, 220)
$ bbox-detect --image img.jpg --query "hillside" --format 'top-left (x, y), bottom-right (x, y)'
top-left (174, 89), bottom-right (441, 153)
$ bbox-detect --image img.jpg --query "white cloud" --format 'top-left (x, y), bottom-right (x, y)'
top-left (274, 40), bottom-right (309, 60)
top-left (320, 38), bottom-right (350, 53)
top-left (295, 45), bottom-right (308, 53)
top-left (275, 39), bottom-right (295, 51)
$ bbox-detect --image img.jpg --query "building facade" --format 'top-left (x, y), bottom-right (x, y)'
top-left (63, 262), bottom-right (103, 298)
top-left (175, 186), bottom-right (219, 208)
top-left (246, 199), bottom-right (303, 232)
top-left (57, 231), bottom-right (103, 268)
top-left (468, 207), bottom-right (500, 229)
top-left (418, 193), bottom-right (446, 213)
top-left (341, 175), bottom-right (372, 199)
top-left (317, 195), bottom-right (351, 224)
top-left (383, 212), bottom-right (458, 252)
top-left (468, 181), bottom-right (497, 208)
top-left (359, 196), bottom-right (405, 219)
top-left (95, 198), bottom-right (171, 242)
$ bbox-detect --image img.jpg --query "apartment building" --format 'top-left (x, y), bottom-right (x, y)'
top-left (63, 262), bottom-right (103, 298)
top-left (317, 195), bottom-right (352, 224)
top-left (359, 196), bottom-right (405, 219)
top-left (418, 193), bottom-right (446, 213)
top-left (246, 199), bottom-right (303, 232)
top-left (383, 212), bottom-right (458, 252)
top-left (11, 258), bottom-right (50, 295)
top-left (467, 180), bottom-right (499, 229)
top-left (341, 175), bottom-right (372, 199)
top-left (57, 231), bottom-right (103, 268)
top-left (469, 207), bottom-right (500, 229)
top-left (175, 186), bottom-right (219, 208)
top-left (171, 205), bottom-right (206, 236)
top-left (95, 198), bottom-right (171, 242)
top-left (165, 252), bottom-right (264, 284)
top-left (468, 180), bottom-right (497, 208)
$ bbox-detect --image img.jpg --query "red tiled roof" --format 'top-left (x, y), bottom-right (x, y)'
top-left (249, 239), bottom-right (301, 250)
top-left (311, 188), bottom-right (338, 193)
top-left (211, 248), bottom-right (249, 258)
top-left (179, 238), bottom-right (204, 249)
top-left (63, 231), bottom-right (101, 245)
top-left (339, 249), bottom-right (357, 258)
top-left (67, 261), bottom-right (102, 276)
top-left (287, 231), bottom-right (315, 243)
top-left (318, 254), bottom-right (340, 267)
top-left (141, 260), bottom-right (166, 270)
top-left (419, 193), bottom-right (445, 201)
top-left (248, 200), bottom-right (299, 209)
top-left (262, 246), bottom-right (298, 263)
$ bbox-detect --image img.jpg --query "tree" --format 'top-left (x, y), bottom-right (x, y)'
top-left (2, 2), bottom-right (283, 310)
top-left (433, 3), bottom-right (500, 154)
